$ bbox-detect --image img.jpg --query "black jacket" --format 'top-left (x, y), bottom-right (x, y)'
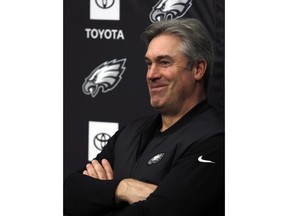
top-left (64, 101), bottom-right (225, 216)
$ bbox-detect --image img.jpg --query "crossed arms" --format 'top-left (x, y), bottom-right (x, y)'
top-left (64, 134), bottom-right (224, 216)
top-left (83, 159), bottom-right (157, 205)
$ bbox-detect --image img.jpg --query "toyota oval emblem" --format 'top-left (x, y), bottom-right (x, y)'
top-left (93, 133), bottom-right (111, 151)
top-left (95, 0), bottom-right (115, 9)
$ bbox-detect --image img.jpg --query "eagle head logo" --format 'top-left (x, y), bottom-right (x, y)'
top-left (82, 58), bottom-right (126, 97)
top-left (150, 0), bottom-right (193, 22)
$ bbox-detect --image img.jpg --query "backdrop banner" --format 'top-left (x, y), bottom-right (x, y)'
top-left (64, 0), bottom-right (225, 178)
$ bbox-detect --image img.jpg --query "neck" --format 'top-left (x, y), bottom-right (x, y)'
top-left (160, 95), bottom-right (206, 132)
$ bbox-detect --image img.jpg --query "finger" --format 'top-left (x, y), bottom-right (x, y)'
top-left (86, 163), bottom-right (98, 178)
top-left (102, 159), bottom-right (114, 180)
top-left (91, 160), bottom-right (107, 180)
top-left (83, 170), bottom-right (89, 176)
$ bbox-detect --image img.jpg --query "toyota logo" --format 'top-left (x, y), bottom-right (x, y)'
top-left (95, 0), bottom-right (115, 9)
top-left (93, 133), bottom-right (111, 151)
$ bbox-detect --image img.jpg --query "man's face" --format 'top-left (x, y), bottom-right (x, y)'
top-left (144, 34), bottom-right (197, 115)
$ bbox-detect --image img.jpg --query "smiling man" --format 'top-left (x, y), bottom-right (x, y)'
top-left (145, 33), bottom-right (207, 131)
top-left (64, 18), bottom-right (224, 216)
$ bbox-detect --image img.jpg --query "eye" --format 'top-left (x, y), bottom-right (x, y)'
top-left (160, 60), bottom-right (170, 67)
top-left (145, 61), bottom-right (152, 69)
top-left (160, 2), bottom-right (166, 10)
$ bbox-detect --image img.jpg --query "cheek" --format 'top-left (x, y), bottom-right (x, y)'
top-left (175, 76), bottom-right (195, 93)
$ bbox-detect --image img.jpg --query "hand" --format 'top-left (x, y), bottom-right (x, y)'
top-left (83, 159), bottom-right (114, 180)
top-left (115, 178), bottom-right (157, 204)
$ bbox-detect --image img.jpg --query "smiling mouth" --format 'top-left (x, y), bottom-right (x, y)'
top-left (149, 84), bottom-right (167, 94)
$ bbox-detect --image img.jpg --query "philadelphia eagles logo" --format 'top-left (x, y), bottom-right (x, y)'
top-left (150, 0), bottom-right (193, 22)
top-left (147, 153), bottom-right (165, 165)
top-left (82, 58), bottom-right (126, 97)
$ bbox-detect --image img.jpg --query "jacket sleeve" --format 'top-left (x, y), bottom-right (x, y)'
top-left (112, 133), bottom-right (225, 216)
top-left (64, 130), bottom-right (126, 216)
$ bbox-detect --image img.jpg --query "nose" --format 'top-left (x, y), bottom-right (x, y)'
top-left (146, 64), bottom-right (161, 81)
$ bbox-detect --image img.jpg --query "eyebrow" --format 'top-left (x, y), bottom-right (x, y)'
top-left (144, 55), bottom-right (172, 62)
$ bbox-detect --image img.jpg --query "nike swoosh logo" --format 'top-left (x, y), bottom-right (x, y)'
top-left (198, 155), bottom-right (215, 163)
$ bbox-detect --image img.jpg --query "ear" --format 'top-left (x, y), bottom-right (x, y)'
top-left (193, 60), bottom-right (207, 81)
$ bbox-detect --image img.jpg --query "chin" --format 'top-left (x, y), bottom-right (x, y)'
top-left (151, 101), bottom-right (165, 112)
top-left (151, 101), bottom-right (161, 109)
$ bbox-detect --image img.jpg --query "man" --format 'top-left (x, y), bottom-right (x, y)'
top-left (64, 18), bottom-right (224, 216)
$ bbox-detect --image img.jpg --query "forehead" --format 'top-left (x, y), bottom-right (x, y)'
top-left (145, 34), bottom-right (183, 59)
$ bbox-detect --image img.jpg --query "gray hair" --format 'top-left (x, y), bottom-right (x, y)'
top-left (141, 18), bottom-right (214, 89)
